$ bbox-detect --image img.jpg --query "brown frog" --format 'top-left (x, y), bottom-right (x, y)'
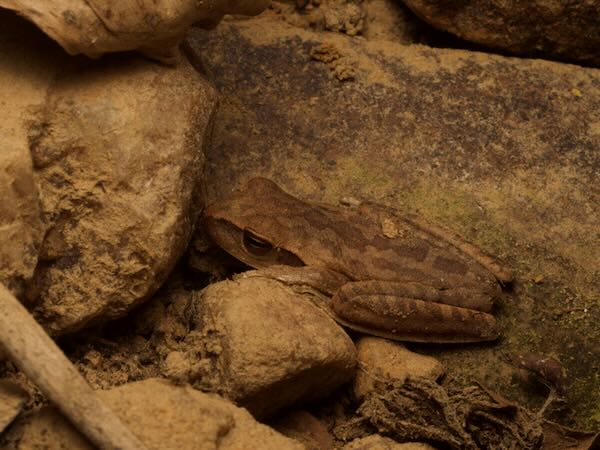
top-left (202, 178), bottom-right (513, 343)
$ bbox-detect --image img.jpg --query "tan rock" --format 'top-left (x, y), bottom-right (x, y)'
top-left (0, 380), bottom-right (27, 434)
top-left (0, 10), bottom-right (217, 335)
top-left (0, 141), bottom-right (42, 299)
top-left (277, 0), bottom-right (365, 37)
top-left (4, 378), bottom-right (304, 449)
top-left (362, 0), bottom-right (421, 43)
top-left (191, 274), bottom-right (357, 418)
top-left (0, 0), bottom-right (270, 63)
top-left (343, 435), bottom-right (436, 449)
top-left (354, 337), bottom-right (444, 400)
top-left (24, 53), bottom-right (216, 334)
top-left (162, 351), bottom-right (193, 384)
top-left (401, 0), bottom-right (600, 66)
top-left (270, 409), bottom-right (334, 450)
top-left (0, 11), bottom-right (62, 297)
top-left (321, 0), bottom-right (365, 36)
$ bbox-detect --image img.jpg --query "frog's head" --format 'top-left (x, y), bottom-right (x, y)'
top-left (201, 178), bottom-right (306, 269)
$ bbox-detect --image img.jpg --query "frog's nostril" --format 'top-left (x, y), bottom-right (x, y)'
top-left (243, 229), bottom-right (273, 256)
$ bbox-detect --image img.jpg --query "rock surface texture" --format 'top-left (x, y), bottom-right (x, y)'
top-left (3, 378), bottom-right (304, 449)
top-left (343, 435), bottom-right (436, 449)
top-left (170, 275), bottom-right (357, 418)
top-left (0, 11), bottom-right (60, 297)
top-left (400, 0), bottom-right (600, 66)
top-left (270, 410), bottom-right (335, 450)
top-left (0, 0), bottom-right (271, 62)
top-left (188, 13), bottom-right (600, 427)
top-left (0, 381), bottom-right (27, 434)
top-left (354, 337), bottom-right (444, 400)
top-left (29, 56), bottom-right (215, 334)
top-left (0, 11), bottom-right (217, 334)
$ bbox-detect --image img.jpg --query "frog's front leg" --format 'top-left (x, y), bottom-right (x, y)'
top-left (330, 281), bottom-right (500, 343)
top-left (236, 264), bottom-right (349, 295)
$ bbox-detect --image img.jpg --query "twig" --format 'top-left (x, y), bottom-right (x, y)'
top-left (0, 282), bottom-right (148, 450)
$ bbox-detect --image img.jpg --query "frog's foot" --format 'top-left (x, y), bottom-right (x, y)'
top-left (331, 281), bottom-right (500, 343)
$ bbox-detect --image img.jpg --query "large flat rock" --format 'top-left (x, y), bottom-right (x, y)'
top-left (188, 14), bottom-right (600, 428)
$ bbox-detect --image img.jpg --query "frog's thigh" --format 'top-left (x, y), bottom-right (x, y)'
top-left (334, 280), bottom-right (493, 312)
top-left (331, 287), bottom-right (500, 343)
top-left (401, 215), bottom-right (513, 284)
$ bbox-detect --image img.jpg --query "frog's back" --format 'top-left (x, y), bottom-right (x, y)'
top-left (298, 203), bottom-right (500, 295)
top-left (204, 178), bottom-right (500, 295)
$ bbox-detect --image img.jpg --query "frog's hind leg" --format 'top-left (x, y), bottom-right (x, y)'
top-left (400, 214), bottom-right (513, 285)
top-left (331, 281), bottom-right (500, 343)
top-left (335, 280), bottom-right (494, 312)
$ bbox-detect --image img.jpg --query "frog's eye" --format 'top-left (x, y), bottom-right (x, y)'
top-left (243, 229), bottom-right (273, 256)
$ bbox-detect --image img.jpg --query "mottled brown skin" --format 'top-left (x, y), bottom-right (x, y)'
top-left (202, 178), bottom-right (513, 343)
